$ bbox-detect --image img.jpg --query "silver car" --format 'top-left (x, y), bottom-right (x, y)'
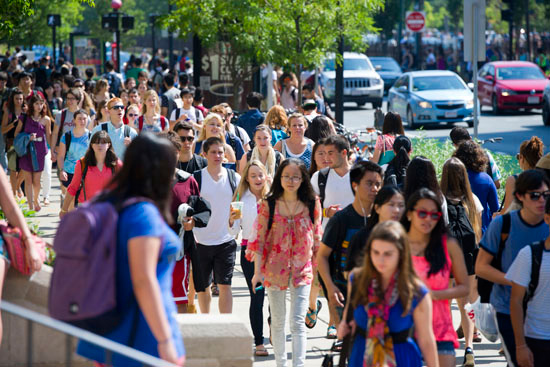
top-left (388, 70), bottom-right (475, 129)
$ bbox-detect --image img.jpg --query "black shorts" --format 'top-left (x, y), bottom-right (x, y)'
top-left (61, 172), bottom-right (74, 188)
top-left (194, 239), bottom-right (237, 292)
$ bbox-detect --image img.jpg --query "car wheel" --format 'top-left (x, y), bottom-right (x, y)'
top-left (468, 120), bottom-right (474, 128)
top-left (492, 94), bottom-right (500, 115)
top-left (407, 107), bottom-right (418, 130)
top-left (357, 101), bottom-right (366, 107)
top-left (543, 99), bottom-right (550, 126)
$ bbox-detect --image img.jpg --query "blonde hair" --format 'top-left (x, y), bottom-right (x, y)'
top-left (233, 160), bottom-right (270, 201)
top-left (94, 79), bottom-right (109, 95)
top-left (141, 90), bottom-right (160, 115)
top-left (198, 113), bottom-right (226, 142)
top-left (250, 126), bottom-right (277, 177)
top-left (288, 112), bottom-right (308, 131)
top-left (264, 105), bottom-right (288, 131)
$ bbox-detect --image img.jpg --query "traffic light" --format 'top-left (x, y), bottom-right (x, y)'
top-left (47, 14), bottom-right (61, 27)
top-left (121, 15), bottom-right (134, 31)
top-left (102, 14), bottom-right (118, 30)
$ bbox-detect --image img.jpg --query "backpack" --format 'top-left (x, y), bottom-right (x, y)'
top-left (101, 122), bottom-right (131, 138)
top-left (266, 196), bottom-right (316, 232)
top-left (64, 131), bottom-right (91, 156)
top-left (478, 213), bottom-right (511, 303)
top-left (193, 167), bottom-right (237, 194)
top-left (74, 158), bottom-right (115, 206)
top-left (316, 167), bottom-right (330, 208)
top-left (56, 109), bottom-right (68, 147)
top-left (137, 115), bottom-right (168, 132)
top-left (383, 162), bottom-right (406, 190)
top-left (49, 197), bottom-right (150, 335)
top-left (523, 241), bottom-right (545, 314)
top-left (174, 107), bottom-right (200, 122)
top-left (446, 199), bottom-right (477, 261)
top-left (226, 133), bottom-right (242, 158)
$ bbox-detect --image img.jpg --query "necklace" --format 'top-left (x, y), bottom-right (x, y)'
top-left (281, 199), bottom-right (300, 230)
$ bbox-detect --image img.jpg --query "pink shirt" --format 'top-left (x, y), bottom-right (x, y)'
top-left (247, 199), bottom-right (322, 290)
top-left (412, 235), bottom-right (459, 347)
top-left (67, 160), bottom-right (123, 203)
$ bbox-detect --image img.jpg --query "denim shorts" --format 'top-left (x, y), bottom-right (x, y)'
top-left (0, 235), bottom-right (10, 265)
top-left (437, 341), bottom-right (456, 356)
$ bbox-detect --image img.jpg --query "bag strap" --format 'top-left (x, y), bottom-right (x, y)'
top-left (74, 159), bottom-right (88, 206)
top-left (64, 131), bottom-right (72, 155)
top-left (494, 212), bottom-right (512, 270)
top-left (101, 122), bottom-right (108, 132)
top-left (175, 108), bottom-right (181, 121)
top-left (227, 167), bottom-right (237, 194)
top-left (317, 167), bottom-right (330, 208)
top-left (56, 109), bottom-right (67, 146)
top-left (138, 116), bottom-right (144, 131)
top-left (160, 116), bottom-right (167, 130)
top-left (524, 241), bottom-right (545, 311)
top-left (195, 108), bottom-right (200, 121)
top-left (193, 170), bottom-right (202, 191)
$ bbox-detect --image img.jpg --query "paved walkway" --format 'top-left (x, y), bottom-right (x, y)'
top-left (35, 178), bottom-right (507, 366)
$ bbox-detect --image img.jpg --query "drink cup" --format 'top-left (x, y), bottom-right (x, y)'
top-left (230, 201), bottom-right (244, 219)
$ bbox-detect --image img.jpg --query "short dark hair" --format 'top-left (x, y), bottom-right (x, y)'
top-left (203, 136), bottom-right (224, 153)
top-left (158, 131), bottom-right (182, 153)
top-left (349, 160), bottom-right (383, 194)
top-left (85, 68), bottom-right (94, 79)
top-left (134, 57), bottom-right (143, 66)
top-left (302, 83), bottom-right (314, 92)
top-left (18, 71), bottom-right (33, 82)
top-left (63, 75), bottom-right (75, 88)
top-left (180, 88), bottom-right (193, 97)
top-left (323, 134), bottom-right (350, 153)
top-left (174, 122), bottom-right (195, 134)
top-left (105, 60), bottom-right (115, 71)
top-left (514, 169), bottom-right (550, 199)
top-left (246, 92), bottom-right (263, 108)
top-left (128, 88), bottom-right (138, 95)
top-left (137, 70), bottom-right (148, 79)
top-left (179, 72), bottom-right (189, 85)
top-left (163, 73), bottom-right (175, 87)
top-left (194, 87), bottom-right (204, 101)
top-left (450, 126), bottom-right (471, 145)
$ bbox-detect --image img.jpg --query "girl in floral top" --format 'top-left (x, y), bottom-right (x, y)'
top-left (248, 158), bottom-right (322, 367)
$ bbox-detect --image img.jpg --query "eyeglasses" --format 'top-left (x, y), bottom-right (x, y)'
top-left (74, 84), bottom-right (83, 88)
top-left (282, 175), bottom-right (302, 183)
top-left (527, 191), bottom-right (550, 201)
top-left (111, 105), bottom-right (125, 110)
top-left (180, 136), bottom-right (194, 142)
top-left (414, 209), bottom-right (442, 221)
top-left (128, 113), bottom-right (138, 117)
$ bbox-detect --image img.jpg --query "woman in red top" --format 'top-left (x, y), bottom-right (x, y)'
top-left (59, 130), bottom-right (121, 217)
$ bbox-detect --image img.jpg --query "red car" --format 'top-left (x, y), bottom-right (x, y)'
top-left (477, 61), bottom-right (549, 114)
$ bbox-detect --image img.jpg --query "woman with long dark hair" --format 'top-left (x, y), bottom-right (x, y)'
top-left (59, 130), bottom-right (121, 216)
top-left (304, 115), bottom-right (335, 143)
top-left (383, 135), bottom-right (412, 189)
top-left (308, 137), bottom-right (329, 176)
top-left (248, 158), bottom-right (321, 367)
top-left (338, 221), bottom-right (438, 367)
top-left (77, 133), bottom-right (185, 366)
top-left (1, 89), bottom-right (26, 196)
top-left (371, 111), bottom-right (405, 165)
top-left (404, 156), bottom-right (449, 225)
top-left (402, 188), bottom-right (469, 367)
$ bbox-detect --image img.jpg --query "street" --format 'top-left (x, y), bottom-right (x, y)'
top-left (342, 102), bottom-right (550, 155)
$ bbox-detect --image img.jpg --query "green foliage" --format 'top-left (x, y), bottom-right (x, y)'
top-left (2, 0), bottom-right (95, 45)
top-left (411, 132), bottom-right (520, 202)
top-left (0, 0), bottom-right (35, 40)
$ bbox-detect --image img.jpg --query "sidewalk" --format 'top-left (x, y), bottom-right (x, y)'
top-left (35, 178), bottom-right (507, 366)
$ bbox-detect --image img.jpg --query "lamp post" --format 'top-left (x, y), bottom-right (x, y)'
top-left (112, 0), bottom-right (122, 72)
top-left (47, 14), bottom-right (61, 66)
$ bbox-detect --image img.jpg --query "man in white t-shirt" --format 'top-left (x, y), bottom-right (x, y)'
top-left (169, 88), bottom-right (204, 131)
top-left (193, 137), bottom-right (241, 314)
top-left (311, 135), bottom-right (355, 230)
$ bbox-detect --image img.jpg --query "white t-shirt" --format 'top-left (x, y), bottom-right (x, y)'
top-left (506, 244), bottom-right (550, 339)
top-left (311, 169), bottom-right (355, 230)
top-left (193, 168), bottom-right (241, 246)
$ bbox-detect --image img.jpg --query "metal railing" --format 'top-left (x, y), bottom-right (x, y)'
top-left (1, 300), bottom-right (179, 367)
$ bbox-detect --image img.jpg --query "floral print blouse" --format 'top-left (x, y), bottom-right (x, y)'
top-left (247, 198), bottom-right (322, 290)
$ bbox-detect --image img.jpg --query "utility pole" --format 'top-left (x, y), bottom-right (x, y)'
top-left (398, 0), bottom-right (404, 65)
top-left (525, 0), bottom-right (531, 61)
top-left (47, 15), bottom-right (60, 67)
top-left (415, 0), bottom-right (424, 69)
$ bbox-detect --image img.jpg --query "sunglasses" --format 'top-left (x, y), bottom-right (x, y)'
top-left (527, 191), bottom-right (550, 201)
top-left (111, 105), bottom-right (125, 110)
top-left (414, 209), bottom-right (442, 220)
top-left (128, 113), bottom-right (138, 117)
top-left (180, 136), bottom-right (194, 142)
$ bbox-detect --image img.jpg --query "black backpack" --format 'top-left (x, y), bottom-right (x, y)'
top-left (383, 163), bottom-right (406, 190)
top-left (316, 167), bottom-right (330, 208)
top-left (523, 241), bottom-right (545, 314)
top-left (446, 199), bottom-right (477, 261)
top-left (478, 213), bottom-right (511, 303)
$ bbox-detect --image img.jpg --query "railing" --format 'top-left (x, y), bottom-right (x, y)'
top-left (0, 300), bottom-right (179, 367)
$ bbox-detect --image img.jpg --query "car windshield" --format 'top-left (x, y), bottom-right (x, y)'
top-left (412, 75), bottom-right (466, 91)
top-left (324, 58), bottom-right (373, 71)
top-left (496, 66), bottom-right (545, 80)
top-left (372, 59), bottom-right (401, 72)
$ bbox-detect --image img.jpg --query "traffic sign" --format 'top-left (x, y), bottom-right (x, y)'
top-left (405, 11), bottom-right (425, 33)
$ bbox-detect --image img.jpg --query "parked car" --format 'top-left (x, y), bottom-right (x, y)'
top-left (370, 56), bottom-right (403, 95)
top-left (541, 83), bottom-right (550, 126)
top-left (320, 52), bottom-right (384, 108)
top-left (478, 61), bottom-right (549, 114)
top-left (388, 70), bottom-right (474, 129)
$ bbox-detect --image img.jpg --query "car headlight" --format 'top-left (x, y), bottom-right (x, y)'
top-left (371, 78), bottom-right (382, 86)
top-left (500, 89), bottom-right (516, 97)
top-left (418, 101), bottom-right (432, 109)
top-left (466, 99), bottom-right (474, 108)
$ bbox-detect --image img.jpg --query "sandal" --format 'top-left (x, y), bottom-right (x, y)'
top-left (327, 325), bottom-right (337, 339)
top-left (187, 304), bottom-right (197, 314)
top-left (331, 340), bottom-right (343, 352)
top-left (473, 332), bottom-right (482, 343)
top-left (305, 300), bottom-right (322, 329)
top-left (254, 346), bottom-right (269, 357)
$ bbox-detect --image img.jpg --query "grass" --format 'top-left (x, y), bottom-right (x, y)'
top-left (411, 133), bottom-right (520, 202)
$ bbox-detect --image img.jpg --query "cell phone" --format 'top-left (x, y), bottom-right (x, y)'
top-left (254, 283), bottom-right (263, 292)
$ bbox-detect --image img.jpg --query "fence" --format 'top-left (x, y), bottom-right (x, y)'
top-left (0, 300), bottom-right (179, 367)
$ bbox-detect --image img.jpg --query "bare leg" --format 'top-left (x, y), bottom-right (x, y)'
top-left (438, 354), bottom-right (456, 367)
top-left (32, 172), bottom-right (41, 211)
top-left (0, 259), bottom-right (7, 345)
top-left (218, 284), bottom-right (233, 314)
top-left (9, 171), bottom-right (17, 196)
top-left (309, 282), bottom-right (320, 311)
top-left (197, 287), bottom-right (211, 314)
top-left (22, 170), bottom-right (33, 210)
top-left (16, 171), bottom-right (24, 197)
top-left (188, 270), bottom-right (196, 309)
top-left (176, 303), bottom-right (188, 313)
top-left (457, 295), bottom-right (474, 349)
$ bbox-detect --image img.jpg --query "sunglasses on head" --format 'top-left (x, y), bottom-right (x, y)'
top-left (527, 191), bottom-right (550, 201)
top-left (414, 209), bottom-right (442, 220)
top-left (111, 105), bottom-right (125, 110)
top-left (180, 136), bottom-right (194, 142)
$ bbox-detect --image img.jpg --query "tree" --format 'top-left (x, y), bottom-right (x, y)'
top-left (258, 0), bottom-right (383, 105)
top-left (0, 0), bottom-right (94, 43)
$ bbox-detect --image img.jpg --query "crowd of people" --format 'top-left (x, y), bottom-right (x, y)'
top-left (0, 53), bottom-right (549, 367)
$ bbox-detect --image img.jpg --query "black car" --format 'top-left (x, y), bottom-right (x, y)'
top-left (370, 57), bottom-right (403, 95)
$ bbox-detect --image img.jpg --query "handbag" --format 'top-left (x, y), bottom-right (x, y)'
top-left (0, 220), bottom-right (46, 275)
top-left (7, 148), bottom-right (17, 171)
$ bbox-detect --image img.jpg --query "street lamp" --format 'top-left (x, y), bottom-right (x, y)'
top-left (101, 0), bottom-right (134, 72)
top-left (47, 14), bottom-right (61, 66)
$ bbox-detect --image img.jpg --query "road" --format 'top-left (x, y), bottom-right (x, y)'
top-left (342, 102), bottom-right (550, 156)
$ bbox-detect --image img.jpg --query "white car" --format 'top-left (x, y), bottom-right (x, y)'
top-left (321, 52), bottom-right (384, 108)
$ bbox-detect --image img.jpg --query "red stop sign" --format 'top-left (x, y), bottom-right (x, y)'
top-left (406, 11), bottom-right (425, 32)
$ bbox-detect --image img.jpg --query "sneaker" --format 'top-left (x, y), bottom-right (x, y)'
top-left (463, 347), bottom-right (475, 367)
top-left (456, 325), bottom-right (464, 339)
